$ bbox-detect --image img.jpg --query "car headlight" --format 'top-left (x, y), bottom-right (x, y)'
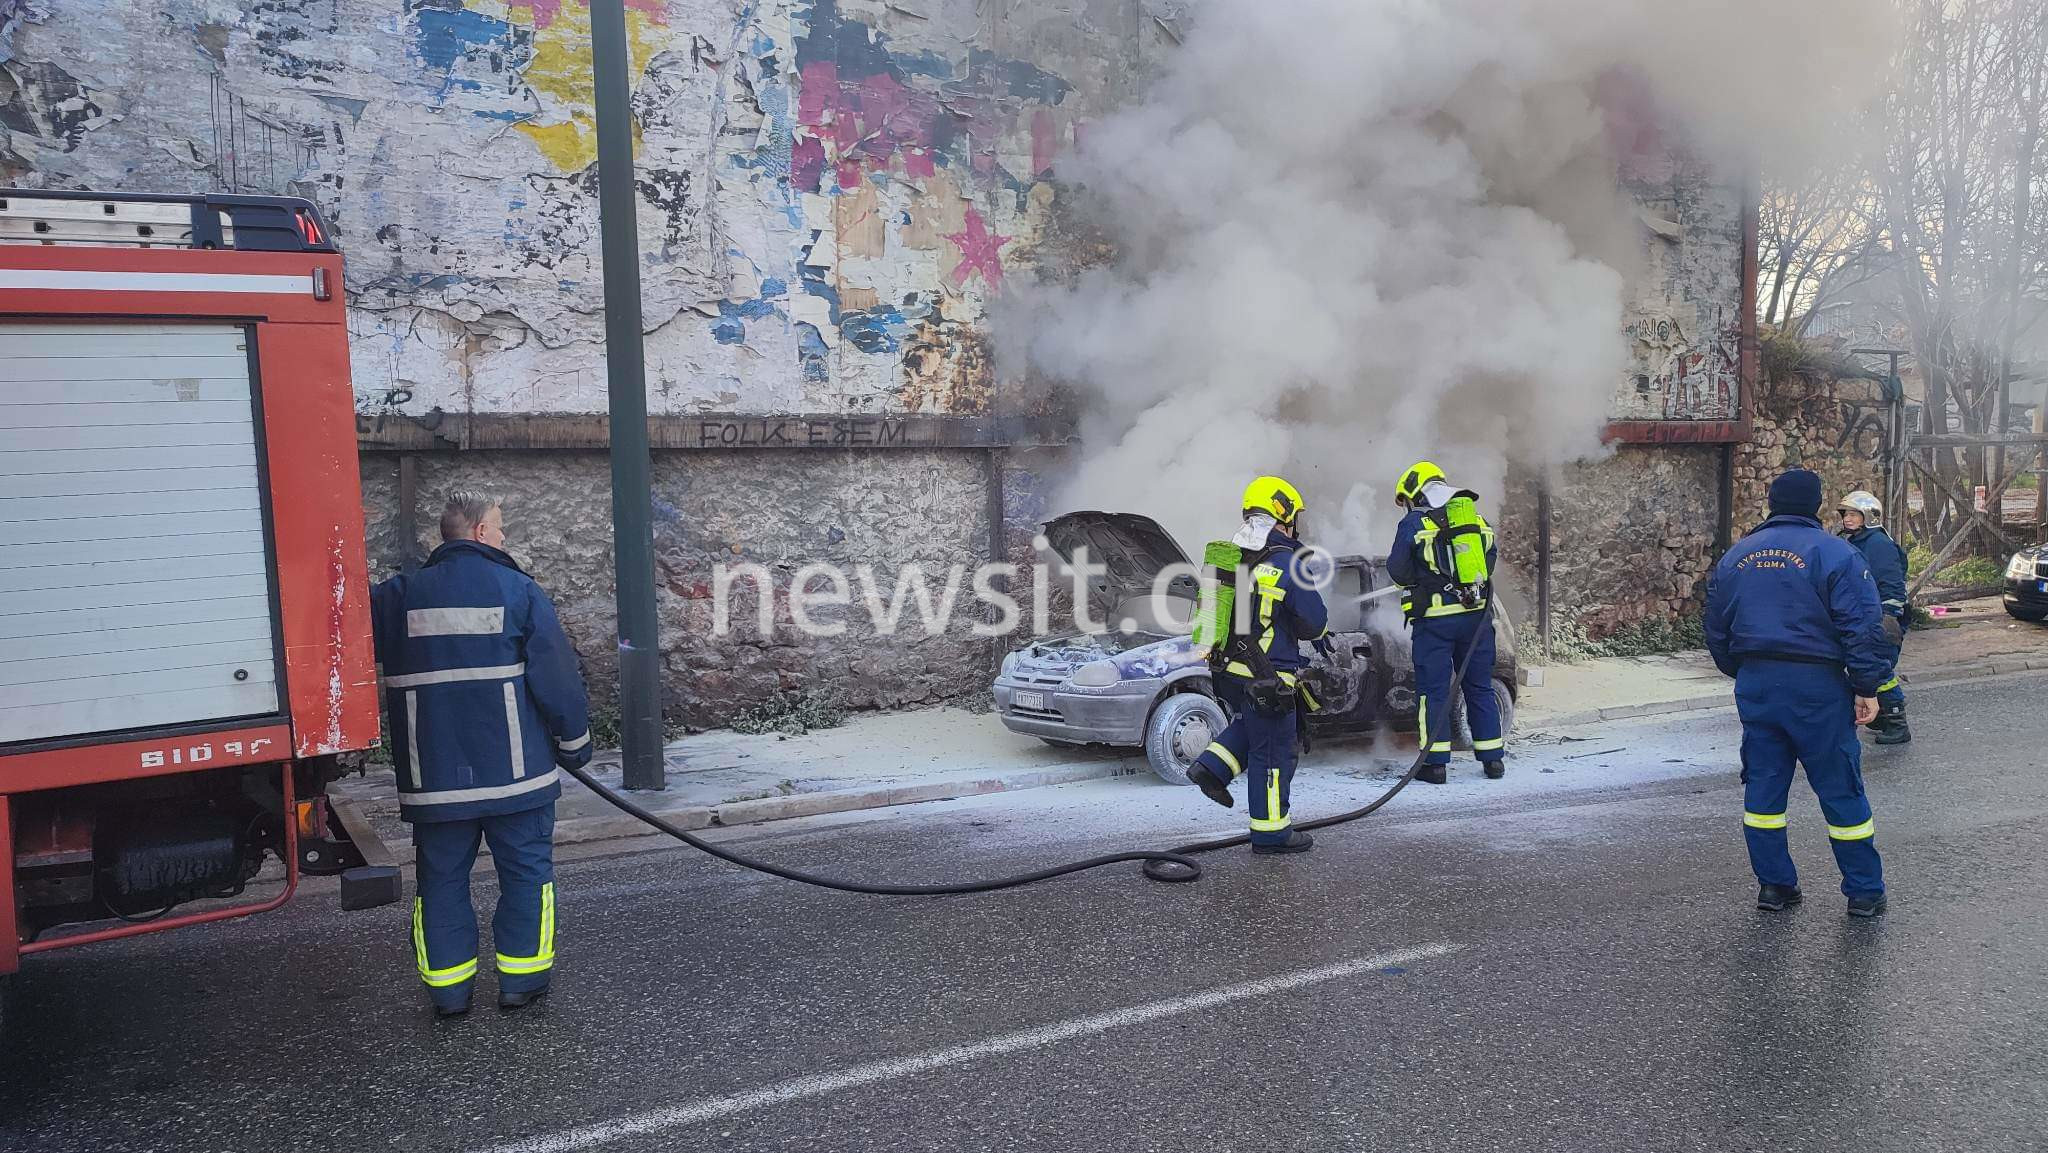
top-left (2010, 553), bottom-right (2037, 581)
top-left (1068, 660), bottom-right (1121, 688)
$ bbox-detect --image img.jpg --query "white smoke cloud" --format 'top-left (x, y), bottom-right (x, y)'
top-left (1004, 0), bottom-right (1893, 560)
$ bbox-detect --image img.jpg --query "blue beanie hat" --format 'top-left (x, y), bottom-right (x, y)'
top-left (1769, 469), bottom-right (1824, 518)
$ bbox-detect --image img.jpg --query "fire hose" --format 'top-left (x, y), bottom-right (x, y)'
top-left (562, 599), bottom-right (1494, 893)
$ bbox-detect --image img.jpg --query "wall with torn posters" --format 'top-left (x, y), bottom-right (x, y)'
top-left (4, 0), bottom-right (1139, 724)
top-left (2, 0), bottom-right (1130, 417)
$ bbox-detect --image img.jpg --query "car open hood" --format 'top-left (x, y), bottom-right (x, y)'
top-left (1041, 511), bottom-right (1198, 617)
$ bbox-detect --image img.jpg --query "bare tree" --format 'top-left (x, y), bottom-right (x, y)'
top-left (1872, 0), bottom-right (2048, 552)
top-left (1757, 161), bottom-right (1880, 333)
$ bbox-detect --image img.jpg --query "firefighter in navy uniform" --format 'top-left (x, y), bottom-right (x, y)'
top-left (1185, 477), bottom-right (1331, 855)
top-left (1838, 490), bottom-right (1911, 745)
top-left (372, 491), bottom-right (594, 1016)
top-left (1705, 469), bottom-right (1890, 918)
top-left (1387, 462), bottom-right (1504, 785)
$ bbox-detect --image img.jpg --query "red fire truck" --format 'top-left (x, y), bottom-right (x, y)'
top-left (0, 190), bottom-right (391, 1006)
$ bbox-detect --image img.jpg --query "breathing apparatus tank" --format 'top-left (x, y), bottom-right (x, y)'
top-left (1432, 492), bottom-right (1491, 609)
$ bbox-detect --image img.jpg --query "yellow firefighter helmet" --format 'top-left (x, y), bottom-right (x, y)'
top-left (1241, 475), bottom-right (1305, 526)
top-left (1396, 461), bottom-right (1447, 506)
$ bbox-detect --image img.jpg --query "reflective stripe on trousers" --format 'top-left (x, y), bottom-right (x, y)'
top-left (1204, 741), bottom-right (1244, 779)
top-left (1735, 659), bottom-right (1885, 898)
top-left (497, 882), bottom-right (557, 975)
top-left (412, 806), bottom-right (558, 1003)
top-left (414, 898), bottom-right (478, 988)
top-left (1210, 676), bottom-right (1298, 842)
top-left (1418, 696), bottom-right (1451, 754)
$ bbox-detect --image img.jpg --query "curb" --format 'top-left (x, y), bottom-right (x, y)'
top-left (1521, 656), bottom-right (2048, 733)
top-left (551, 759), bottom-right (1132, 846)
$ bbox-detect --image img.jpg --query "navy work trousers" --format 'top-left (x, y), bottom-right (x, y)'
top-left (1192, 675), bottom-right (1301, 846)
top-left (1735, 659), bottom-right (1885, 898)
top-left (1412, 609), bottom-right (1502, 767)
top-left (411, 804), bottom-right (557, 1011)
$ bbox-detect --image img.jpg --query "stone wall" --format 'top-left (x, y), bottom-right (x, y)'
top-left (362, 444), bottom-right (1089, 728)
top-left (1498, 446), bottom-right (1723, 643)
top-left (1489, 362), bottom-right (1895, 650)
top-left (1734, 365), bottom-right (1892, 531)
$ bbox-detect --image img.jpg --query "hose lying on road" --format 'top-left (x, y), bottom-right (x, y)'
top-left (564, 601), bottom-right (1493, 893)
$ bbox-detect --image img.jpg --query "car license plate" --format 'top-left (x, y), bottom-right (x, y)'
top-left (1014, 691), bottom-right (1046, 711)
top-left (2038, 580), bottom-right (2047, 594)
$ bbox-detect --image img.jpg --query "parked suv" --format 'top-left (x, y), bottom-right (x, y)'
top-left (993, 512), bottom-right (1518, 784)
top-left (2005, 544), bottom-right (2048, 622)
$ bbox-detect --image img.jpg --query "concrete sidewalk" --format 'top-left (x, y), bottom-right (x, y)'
top-left (334, 596), bottom-right (2048, 853)
top-left (332, 706), bottom-right (1144, 855)
top-left (1518, 594), bottom-right (2048, 731)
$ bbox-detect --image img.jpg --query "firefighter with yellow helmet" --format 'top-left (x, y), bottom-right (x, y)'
top-left (1184, 476), bottom-right (1330, 854)
top-left (1389, 461), bottom-right (1505, 784)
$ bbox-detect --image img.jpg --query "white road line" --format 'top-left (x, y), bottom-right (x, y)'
top-left (479, 941), bottom-right (1462, 1153)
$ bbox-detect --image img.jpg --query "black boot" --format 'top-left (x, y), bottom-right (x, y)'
top-left (1847, 893), bottom-right (1888, 918)
top-left (1756, 883), bottom-right (1804, 912)
top-left (499, 985), bottom-right (550, 1011)
top-left (1873, 702), bottom-right (1911, 745)
top-left (1415, 764), bottom-right (1448, 786)
top-left (1482, 760), bottom-right (1505, 780)
top-left (433, 994), bottom-right (473, 1019)
top-left (1251, 830), bottom-right (1314, 855)
top-left (1187, 763), bottom-right (1235, 809)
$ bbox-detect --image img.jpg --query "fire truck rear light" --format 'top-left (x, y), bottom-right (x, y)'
top-left (312, 266), bottom-right (331, 300)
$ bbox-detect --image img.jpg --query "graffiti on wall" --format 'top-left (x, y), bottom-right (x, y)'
top-left (1602, 67), bottom-right (1747, 429)
top-left (0, 0), bottom-right (1095, 419)
top-left (1625, 308), bottom-right (1740, 421)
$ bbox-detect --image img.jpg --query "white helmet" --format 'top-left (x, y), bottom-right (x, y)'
top-left (1838, 490), bottom-right (1883, 522)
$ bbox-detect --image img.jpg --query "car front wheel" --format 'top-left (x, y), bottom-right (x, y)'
top-left (2006, 602), bottom-right (2048, 623)
top-left (1144, 691), bottom-right (1228, 786)
top-left (1451, 677), bottom-right (1517, 750)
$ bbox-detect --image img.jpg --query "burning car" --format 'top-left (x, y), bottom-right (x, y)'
top-left (994, 512), bottom-right (1518, 784)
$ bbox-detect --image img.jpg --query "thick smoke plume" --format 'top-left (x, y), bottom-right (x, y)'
top-left (1008, 0), bottom-right (1892, 561)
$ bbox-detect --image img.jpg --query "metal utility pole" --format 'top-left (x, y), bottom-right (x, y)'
top-left (1535, 476), bottom-right (1553, 665)
top-left (1853, 348), bottom-right (1910, 542)
top-left (592, 0), bottom-right (665, 790)
top-left (2035, 385), bottom-right (2047, 533)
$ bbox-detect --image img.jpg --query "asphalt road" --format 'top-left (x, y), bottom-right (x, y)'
top-left (5, 672), bottom-right (2046, 1153)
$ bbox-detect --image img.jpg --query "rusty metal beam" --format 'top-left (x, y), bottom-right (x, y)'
top-left (356, 412), bottom-right (1079, 453)
top-left (1601, 418), bottom-right (1752, 446)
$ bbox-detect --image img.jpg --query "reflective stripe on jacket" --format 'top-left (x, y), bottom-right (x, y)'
top-left (1387, 503), bottom-right (1497, 618)
top-left (1220, 529), bottom-right (1329, 676)
top-left (372, 541), bottom-right (594, 823)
